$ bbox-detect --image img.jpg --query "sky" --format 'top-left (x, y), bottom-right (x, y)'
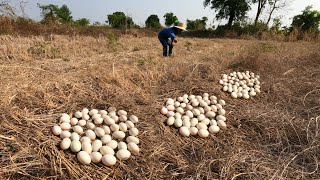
top-left (9, 0), bottom-right (320, 27)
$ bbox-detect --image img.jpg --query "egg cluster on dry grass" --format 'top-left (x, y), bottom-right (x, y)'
top-left (51, 108), bottom-right (140, 166)
top-left (219, 71), bottom-right (261, 99)
top-left (161, 93), bottom-right (227, 137)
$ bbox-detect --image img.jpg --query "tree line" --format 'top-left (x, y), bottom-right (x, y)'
top-left (1, 1), bottom-right (319, 34)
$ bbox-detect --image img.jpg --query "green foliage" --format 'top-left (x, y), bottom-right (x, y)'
top-left (187, 17), bottom-right (208, 30)
top-left (291, 6), bottom-right (320, 32)
top-left (163, 12), bottom-right (178, 27)
top-left (107, 11), bottom-right (135, 28)
top-left (106, 32), bottom-right (119, 44)
top-left (74, 18), bottom-right (90, 26)
top-left (37, 4), bottom-right (73, 24)
top-left (204, 0), bottom-right (251, 27)
top-left (145, 14), bottom-right (161, 29)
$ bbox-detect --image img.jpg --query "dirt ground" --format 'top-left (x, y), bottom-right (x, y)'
top-left (0, 34), bottom-right (319, 179)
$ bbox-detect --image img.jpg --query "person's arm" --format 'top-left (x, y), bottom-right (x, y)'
top-left (170, 33), bottom-right (177, 45)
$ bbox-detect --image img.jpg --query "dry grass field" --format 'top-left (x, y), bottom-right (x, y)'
top-left (0, 34), bottom-right (319, 179)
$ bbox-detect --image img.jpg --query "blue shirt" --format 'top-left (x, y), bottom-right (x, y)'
top-left (158, 27), bottom-right (177, 41)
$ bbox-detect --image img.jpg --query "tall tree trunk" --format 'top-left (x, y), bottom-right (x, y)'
top-left (227, 11), bottom-right (235, 28)
top-left (266, 2), bottom-right (276, 25)
top-left (254, 1), bottom-right (262, 26)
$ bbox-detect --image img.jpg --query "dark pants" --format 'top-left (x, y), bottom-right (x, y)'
top-left (158, 36), bottom-right (173, 57)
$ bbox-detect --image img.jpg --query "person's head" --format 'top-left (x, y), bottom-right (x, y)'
top-left (173, 23), bottom-right (187, 34)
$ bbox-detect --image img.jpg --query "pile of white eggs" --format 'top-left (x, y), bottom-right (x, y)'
top-left (51, 107), bottom-right (140, 166)
top-left (161, 93), bottom-right (227, 138)
top-left (219, 71), bottom-right (261, 99)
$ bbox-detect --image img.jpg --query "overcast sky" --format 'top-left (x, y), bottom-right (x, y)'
top-left (11, 0), bottom-right (320, 27)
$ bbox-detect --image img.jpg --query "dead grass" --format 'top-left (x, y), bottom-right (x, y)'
top-left (0, 34), bottom-right (319, 179)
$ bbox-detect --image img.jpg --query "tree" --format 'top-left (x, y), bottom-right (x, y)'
top-left (186, 17), bottom-right (208, 30)
top-left (204, 0), bottom-right (251, 28)
top-left (145, 14), bottom-right (161, 29)
top-left (252, 0), bottom-right (268, 26)
top-left (38, 4), bottom-right (73, 24)
top-left (291, 6), bottom-right (320, 32)
top-left (266, 0), bottom-right (291, 26)
top-left (74, 18), bottom-right (90, 26)
top-left (107, 11), bottom-right (135, 28)
top-left (163, 12), bottom-right (178, 27)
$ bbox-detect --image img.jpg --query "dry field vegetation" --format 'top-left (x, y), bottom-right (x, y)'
top-left (0, 33), bottom-right (319, 179)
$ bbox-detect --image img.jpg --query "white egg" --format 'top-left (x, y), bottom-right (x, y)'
top-left (174, 118), bottom-right (183, 128)
top-left (190, 118), bottom-right (198, 127)
top-left (174, 112), bottom-right (182, 119)
top-left (182, 119), bottom-right (191, 128)
top-left (102, 154), bottom-right (117, 166)
top-left (218, 109), bottom-right (226, 115)
top-left (52, 125), bottom-right (62, 136)
top-left (99, 110), bottom-right (108, 115)
top-left (60, 131), bottom-right (71, 139)
top-left (197, 114), bottom-right (206, 121)
top-left (216, 115), bottom-right (226, 121)
top-left (78, 120), bottom-right (86, 127)
top-left (206, 112), bottom-right (216, 118)
top-left (89, 109), bottom-right (99, 116)
top-left (249, 90), bottom-right (256, 97)
top-left (174, 101), bottom-right (180, 108)
top-left (116, 149), bottom-right (131, 160)
top-left (100, 146), bottom-right (114, 155)
top-left (106, 140), bottom-right (118, 149)
top-left (183, 98), bottom-right (189, 104)
top-left (119, 122), bottom-right (128, 132)
top-left (211, 99), bottom-right (218, 105)
top-left (198, 107), bottom-right (205, 114)
top-left (70, 132), bottom-right (80, 141)
top-left (209, 125), bottom-right (220, 133)
top-left (166, 98), bottom-right (174, 105)
top-left (176, 107), bottom-right (184, 114)
top-left (91, 114), bottom-right (101, 120)
top-left (166, 117), bottom-right (175, 126)
top-left (101, 135), bottom-right (112, 144)
top-left (107, 107), bottom-right (116, 113)
top-left (94, 127), bottom-right (105, 138)
top-left (60, 115), bottom-right (70, 123)
top-left (110, 115), bottom-right (119, 123)
top-left (179, 126), bottom-right (190, 137)
top-left (161, 107), bottom-right (168, 115)
top-left (129, 128), bottom-right (139, 136)
top-left (182, 115), bottom-right (190, 121)
top-left (73, 125), bottom-right (83, 134)
top-left (177, 96), bottom-right (184, 102)
top-left (118, 142), bottom-right (127, 150)
top-left (112, 131), bottom-right (126, 140)
top-left (60, 122), bottom-right (71, 131)
top-left (186, 104), bottom-right (193, 110)
top-left (196, 123), bottom-right (208, 130)
top-left (198, 129), bottom-right (209, 138)
top-left (126, 136), bottom-right (139, 144)
top-left (223, 86), bottom-right (228, 92)
top-left (231, 92), bottom-right (238, 98)
top-left (104, 116), bottom-right (115, 125)
top-left (110, 124), bottom-right (120, 132)
top-left (80, 136), bottom-right (91, 143)
top-left (119, 115), bottom-right (127, 122)
top-left (204, 106), bottom-right (211, 112)
top-left (82, 114), bottom-right (90, 121)
top-left (167, 111), bottom-right (175, 117)
top-left (219, 79), bottom-right (224, 85)
top-left (189, 127), bottom-right (198, 135)
top-left (90, 152), bottom-right (102, 163)
top-left (85, 130), bottom-right (96, 140)
top-left (167, 105), bottom-right (175, 111)
top-left (77, 151), bottom-right (91, 165)
top-left (180, 103), bottom-right (187, 108)
top-left (129, 115), bottom-right (139, 123)
top-left (86, 122), bottom-right (95, 130)
top-left (70, 140), bottom-right (82, 152)
top-left (217, 120), bottom-right (227, 129)
top-left (127, 142), bottom-right (139, 155)
top-left (82, 108), bottom-right (89, 114)
top-left (118, 110), bottom-right (127, 116)
top-left (125, 121), bottom-right (135, 129)
top-left (70, 118), bottom-right (78, 126)
top-left (61, 113), bottom-right (70, 119)
top-left (201, 118), bottom-right (210, 125)
top-left (211, 105), bottom-right (218, 112)
top-left (60, 138), bottom-right (71, 150)
top-left (243, 94), bottom-right (250, 99)
top-left (182, 94), bottom-right (189, 99)
top-left (237, 92), bottom-right (243, 98)
top-left (108, 111), bottom-right (116, 117)
top-left (192, 109), bottom-right (200, 116)
top-left (218, 99), bottom-right (226, 106)
top-left (210, 120), bottom-right (217, 126)
top-left (185, 110), bottom-right (194, 118)
top-left (92, 140), bottom-right (102, 152)
top-left (191, 100), bottom-right (200, 107)
top-left (74, 111), bottom-right (82, 118)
